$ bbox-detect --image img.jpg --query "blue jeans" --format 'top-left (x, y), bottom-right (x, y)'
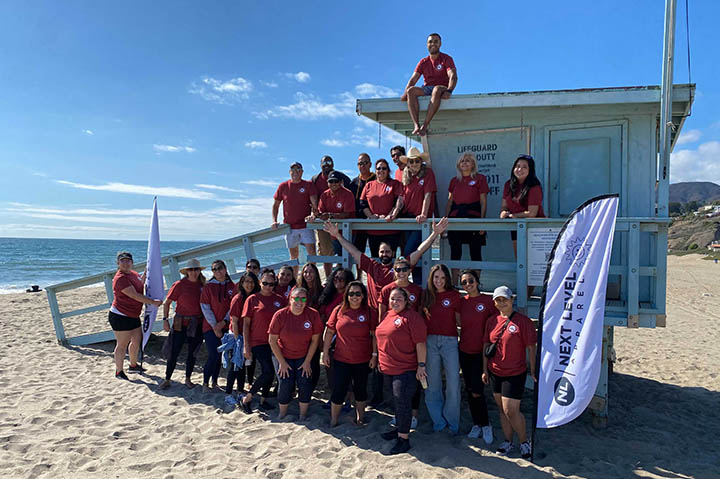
top-left (203, 330), bottom-right (222, 384)
top-left (403, 229), bottom-right (423, 283)
top-left (424, 334), bottom-right (461, 433)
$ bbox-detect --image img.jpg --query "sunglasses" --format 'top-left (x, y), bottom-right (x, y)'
top-left (394, 267), bottom-right (410, 273)
top-left (347, 291), bottom-right (363, 297)
top-left (292, 297), bottom-right (308, 303)
top-left (333, 276), bottom-right (346, 282)
top-left (461, 278), bottom-right (475, 285)
top-left (408, 159), bottom-right (422, 164)
top-left (328, 179), bottom-right (340, 184)
top-left (247, 266), bottom-right (259, 270)
top-left (261, 281), bottom-right (276, 286)
top-left (186, 267), bottom-right (201, 272)
top-left (357, 161), bottom-right (370, 166)
top-left (376, 166), bottom-right (389, 171)
top-left (211, 267), bottom-right (225, 272)
top-left (391, 152), bottom-right (402, 158)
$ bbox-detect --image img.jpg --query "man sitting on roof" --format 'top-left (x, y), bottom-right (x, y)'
top-left (400, 33), bottom-right (457, 137)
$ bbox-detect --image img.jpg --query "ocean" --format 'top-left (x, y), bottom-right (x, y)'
top-left (0, 237), bottom-right (292, 294)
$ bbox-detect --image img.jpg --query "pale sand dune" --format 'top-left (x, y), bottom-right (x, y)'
top-left (0, 255), bottom-right (718, 478)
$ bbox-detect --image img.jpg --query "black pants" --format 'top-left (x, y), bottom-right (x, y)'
top-left (370, 369), bottom-right (385, 404)
top-left (165, 326), bottom-right (203, 381)
top-left (331, 360), bottom-right (370, 404)
top-left (459, 350), bottom-right (489, 426)
top-left (368, 233), bottom-right (401, 258)
top-left (311, 350), bottom-right (322, 391)
top-left (248, 344), bottom-right (274, 397)
top-left (226, 363), bottom-right (247, 395)
top-left (390, 370), bottom-right (418, 435)
top-left (276, 357), bottom-right (314, 404)
top-left (448, 231), bottom-right (485, 262)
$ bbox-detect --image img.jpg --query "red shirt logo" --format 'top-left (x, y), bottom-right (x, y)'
top-left (274, 301), bottom-right (281, 307)
top-left (419, 179), bottom-right (425, 186)
top-left (300, 187), bottom-right (305, 193)
top-left (303, 321), bottom-right (311, 329)
top-left (508, 324), bottom-right (518, 334)
top-left (336, 202), bottom-right (343, 208)
top-left (441, 299), bottom-right (451, 307)
top-left (409, 294), bottom-right (417, 302)
top-left (476, 303), bottom-right (485, 312)
top-left (394, 318), bottom-right (402, 327)
top-left (358, 315), bottom-right (366, 322)
top-left (469, 180), bottom-right (476, 186)
top-left (436, 64), bottom-right (443, 70)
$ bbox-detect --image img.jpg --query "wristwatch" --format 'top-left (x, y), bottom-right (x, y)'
top-left (418, 362), bottom-right (426, 368)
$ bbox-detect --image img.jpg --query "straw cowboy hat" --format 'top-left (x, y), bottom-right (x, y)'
top-left (180, 258), bottom-right (205, 275)
top-left (399, 147), bottom-right (431, 167)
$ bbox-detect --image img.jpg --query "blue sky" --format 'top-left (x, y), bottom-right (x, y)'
top-left (1, 1), bottom-right (718, 241)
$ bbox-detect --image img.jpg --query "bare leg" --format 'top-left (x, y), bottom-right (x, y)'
top-left (494, 393), bottom-right (514, 441)
top-left (405, 87), bottom-right (425, 134)
top-left (128, 327), bottom-right (142, 366)
top-left (355, 401), bottom-right (367, 424)
top-left (420, 86), bottom-right (447, 135)
top-left (502, 397), bottom-right (527, 442)
top-left (398, 432), bottom-right (409, 440)
top-left (330, 402), bottom-right (342, 427)
top-left (278, 403), bottom-right (289, 419)
top-left (113, 330), bottom-right (132, 372)
top-left (289, 246), bottom-right (300, 276)
top-left (304, 242), bottom-right (316, 259)
top-left (323, 262), bottom-right (332, 278)
top-left (299, 401), bottom-right (310, 420)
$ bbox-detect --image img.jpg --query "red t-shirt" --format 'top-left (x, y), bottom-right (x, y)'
top-left (379, 281), bottom-right (423, 312)
top-left (318, 292), bottom-right (344, 323)
top-left (394, 168), bottom-right (404, 182)
top-left (359, 254), bottom-right (395, 308)
top-left (459, 294), bottom-right (498, 354)
top-left (415, 52), bottom-right (456, 87)
top-left (484, 312), bottom-right (537, 377)
top-left (360, 179), bottom-right (403, 234)
top-left (199, 280), bottom-right (236, 333)
top-left (376, 308), bottom-right (428, 376)
top-left (448, 174), bottom-right (490, 216)
top-left (166, 278), bottom-right (203, 316)
top-left (314, 173), bottom-right (329, 197)
top-left (424, 289), bottom-right (463, 337)
top-left (274, 180), bottom-right (318, 229)
top-left (228, 294), bottom-right (245, 334)
top-left (241, 292), bottom-right (287, 347)
top-left (402, 168), bottom-right (437, 217)
top-left (112, 270), bottom-right (144, 318)
top-left (268, 307), bottom-right (324, 360)
top-left (319, 186), bottom-right (355, 216)
top-left (502, 181), bottom-right (545, 218)
top-left (326, 305), bottom-right (378, 364)
top-left (274, 283), bottom-right (293, 299)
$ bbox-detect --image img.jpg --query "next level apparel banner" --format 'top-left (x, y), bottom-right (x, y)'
top-left (535, 194), bottom-right (618, 428)
top-left (142, 197), bottom-right (164, 350)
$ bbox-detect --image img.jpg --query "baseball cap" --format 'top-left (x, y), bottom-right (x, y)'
top-left (327, 171), bottom-right (342, 182)
top-left (290, 162), bottom-right (303, 169)
top-left (117, 251), bottom-right (133, 261)
top-left (492, 285), bottom-right (513, 300)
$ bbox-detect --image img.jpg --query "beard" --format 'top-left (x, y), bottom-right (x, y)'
top-left (380, 256), bottom-right (393, 265)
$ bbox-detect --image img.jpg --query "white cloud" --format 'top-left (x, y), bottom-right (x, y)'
top-left (670, 141), bottom-right (720, 184)
top-left (153, 144), bottom-right (196, 153)
top-left (261, 80), bottom-right (279, 88)
top-left (321, 139), bottom-right (349, 147)
top-left (189, 76), bottom-right (253, 103)
top-left (55, 180), bottom-right (217, 200)
top-left (676, 129), bottom-right (702, 145)
top-left (241, 179), bottom-right (281, 187)
top-left (245, 141), bottom-right (268, 149)
top-left (194, 184), bottom-right (245, 194)
top-left (83, 129), bottom-right (94, 135)
top-left (355, 83), bottom-right (399, 98)
top-left (285, 72), bottom-right (311, 83)
top-left (257, 92), bottom-right (354, 120)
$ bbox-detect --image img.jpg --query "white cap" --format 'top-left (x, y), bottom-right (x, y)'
top-left (492, 285), bottom-right (513, 300)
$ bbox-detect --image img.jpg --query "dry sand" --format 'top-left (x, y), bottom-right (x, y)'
top-left (0, 255), bottom-right (718, 478)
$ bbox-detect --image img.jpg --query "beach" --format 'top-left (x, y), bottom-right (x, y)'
top-left (0, 254), bottom-right (718, 479)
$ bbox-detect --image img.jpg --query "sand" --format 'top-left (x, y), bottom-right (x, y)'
top-left (0, 254), bottom-right (718, 479)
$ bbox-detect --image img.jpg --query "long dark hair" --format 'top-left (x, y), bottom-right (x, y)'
top-left (509, 155), bottom-right (541, 203)
top-left (318, 267), bottom-right (355, 306)
top-left (297, 263), bottom-right (322, 307)
top-left (422, 263), bottom-right (454, 311)
top-left (237, 271), bottom-right (260, 301)
top-left (340, 280), bottom-right (369, 314)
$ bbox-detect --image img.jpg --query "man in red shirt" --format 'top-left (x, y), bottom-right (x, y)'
top-left (272, 162), bottom-right (319, 275)
top-left (390, 145), bottom-right (406, 182)
top-left (400, 33), bottom-right (457, 137)
top-left (307, 171), bottom-right (356, 277)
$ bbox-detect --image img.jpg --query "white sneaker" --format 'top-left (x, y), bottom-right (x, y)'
top-left (496, 440), bottom-right (515, 456)
top-left (467, 425), bottom-right (482, 439)
top-left (520, 441), bottom-right (532, 459)
top-left (387, 416), bottom-right (418, 429)
top-left (482, 425), bottom-right (494, 445)
top-left (388, 416), bottom-right (396, 427)
top-left (224, 394), bottom-right (238, 407)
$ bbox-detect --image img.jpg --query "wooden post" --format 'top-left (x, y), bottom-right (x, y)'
top-left (46, 287), bottom-right (67, 345)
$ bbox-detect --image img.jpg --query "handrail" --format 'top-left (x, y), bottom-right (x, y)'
top-left (46, 217), bottom-right (668, 345)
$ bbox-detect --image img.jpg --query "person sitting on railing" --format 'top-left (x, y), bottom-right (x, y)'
top-left (272, 162), bottom-right (319, 276)
top-left (245, 258), bottom-right (261, 277)
top-left (446, 152), bottom-right (489, 285)
top-left (109, 251), bottom-right (163, 380)
top-left (349, 153), bottom-right (376, 260)
top-left (200, 260), bottom-right (236, 393)
top-left (359, 158), bottom-right (404, 258)
top-left (160, 258), bottom-right (205, 390)
top-left (499, 154), bottom-right (545, 256)
top-left (238, 268), bottom-right (287, 414)
top-left (307, 171), bottom-right (356, 278)
top-left (268, 286), bottom-right (323, 421)
top-left (458, 269), bottom-right (497, 444)
top-left (224, 270), bottom-right (260, 406)
top-left (421, 263), bottom-right (463, 435)
top-left (483, 286), bottom-right (536, 459)
top-left (400, 147), bottom-right (437, 283)
top-left (400, 32), bottom-right (457, 137)
top-left (274, 265), bottom-right (296, 299)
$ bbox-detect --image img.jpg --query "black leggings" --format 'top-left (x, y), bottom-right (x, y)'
top-left (448, 231), bottom-right (485, 262)
top-left (165, 326), bottom-right (203, 381)
top-left (459, 350), bottom-right (489, 426)
top-left (248, 344), bottom-right (274, 397)
top-left (226, 364), bottom-right (246, 395)
top-left (390, 370), bottom-right (418, 435)
top-left (331, 360), bottom-right (370, 404)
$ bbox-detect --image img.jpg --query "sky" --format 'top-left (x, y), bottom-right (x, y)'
top-left (1, 1), bottom-right (718, 241)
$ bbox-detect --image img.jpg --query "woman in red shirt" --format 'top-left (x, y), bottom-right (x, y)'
top-left (321, 281), bottom-right (377, 427)
top-left (108, 251), bottom-right (163, 380)
top-left (297, 262), bottom-right (322, 309)
top-left (458, 269), bottom-right (498, 443)
top-left (160, 258), bottom-right (205, 389)
top-left (274, 265), bottom-right (296, 300)
top-left (422, 263), bottom-right (463, 434)
top-left (239, 269), bottom-right (287, 414)
top-left (500, 155), bottom-right (545, 255)
top-left (268, 287), bottom-right (323, 421)
top-left (376, 287), bottom-right (427, 455)
top-left (360, 158), bottom-right (404, 257)
top-left (200, 260), bottom-right (235, 392)
top-left (483, 286), bottom-right (537, 459)
top-left (446, 153), bottom-right (490, 284)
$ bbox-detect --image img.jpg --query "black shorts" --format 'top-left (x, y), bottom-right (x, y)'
top-left (108, 311), bottom-right (141, 331)
top-left (488, 370), bottom-right (526, 400)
